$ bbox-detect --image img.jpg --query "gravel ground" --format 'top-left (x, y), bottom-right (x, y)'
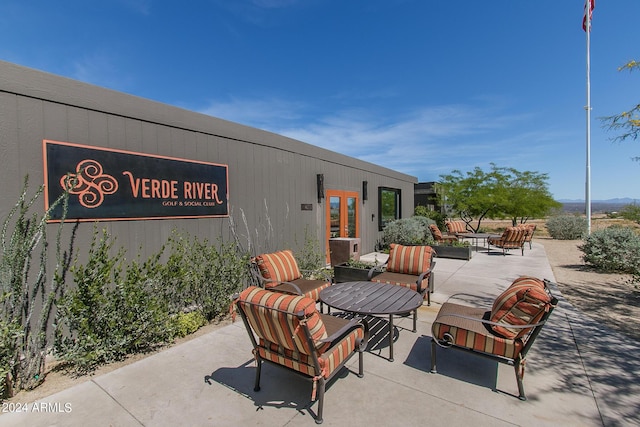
top-left (538, 236), bottom-right (640, 342)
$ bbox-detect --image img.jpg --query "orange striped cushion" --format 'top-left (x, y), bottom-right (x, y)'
top-left (237, 286), bottom-right (328, 354)
top-left (489, 277), bottom-right (552, 339)
top-left (386, 244), bottom-right (433, 275)
top-left (255, 250), bottom-right (302, 287)
top-left (429, 224), bottom-right (443, 240)
top-left (445, 221), bottom-right (467, 234)
top-left (258, 326), bottom-right (364, 379)
top-left (431, 303), bottom-right (524, 359)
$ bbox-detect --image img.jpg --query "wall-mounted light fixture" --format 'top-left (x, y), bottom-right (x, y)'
top-left (317, 174), bottom-right (324, 203)
top-left (362, 180), bottom-right (368, 203)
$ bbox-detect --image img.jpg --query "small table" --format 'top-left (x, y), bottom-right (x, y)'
top-left (455, 232), bottom-right (493, 251)
top-left (319, 281), bottom-right (423, 361)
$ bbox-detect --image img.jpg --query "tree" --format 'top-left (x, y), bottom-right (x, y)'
top-left (438, 164), bottom-right (560, 231)
top-left (603, 60), bottom-right (640, 159)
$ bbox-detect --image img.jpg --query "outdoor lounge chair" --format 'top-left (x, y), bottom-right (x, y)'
top-left (251, 250), bottom-right (332, 306)
top-left (234, 286), bottom-right (369, 424)
top-left (429, 224), bottom-right (459, 243)
top-left (445, 220), bottom-right (470, 235)
top-left (367, 243), bottom-right (436, 314)
top-left (517, 223), bottom-right (537, 250)
top-left (487, 227), bottom-right (527, 256)
top-left (430, 276), bottom-right (558, 400)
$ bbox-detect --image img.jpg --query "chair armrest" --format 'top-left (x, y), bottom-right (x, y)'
top-left (318, 316), bottom-right (370, 351)
top-left (367, 261), bottom-right (388, 280)
top-left (416, 261), bottom-right (436, 294)
top-left (264, 280), bottom-right (304, 296)
top-left (435, 312), bottom-right (549, 330)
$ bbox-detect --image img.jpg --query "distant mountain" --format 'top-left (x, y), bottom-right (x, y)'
top-left (558, 198), bottom-right (639, 214)
top-left (557, 198), bottom-right (639, 204)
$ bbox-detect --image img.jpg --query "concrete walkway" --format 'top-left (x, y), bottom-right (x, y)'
top-left (2, 243), bottom-right (639, 426)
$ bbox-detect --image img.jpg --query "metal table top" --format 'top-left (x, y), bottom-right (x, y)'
top-left (320, 281), bottom-right (422, 316)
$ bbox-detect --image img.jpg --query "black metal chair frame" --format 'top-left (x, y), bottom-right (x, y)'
top-left (430, 279), bottom-right (559, 400)
top-left (235, 294), bottom-right (369, 424)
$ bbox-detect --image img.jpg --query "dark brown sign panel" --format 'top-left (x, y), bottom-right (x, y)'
top-left (43, 140), bottom-right (229, 222)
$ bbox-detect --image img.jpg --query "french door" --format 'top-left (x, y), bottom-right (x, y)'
top-left (325, 190), bottom-right (359, 262)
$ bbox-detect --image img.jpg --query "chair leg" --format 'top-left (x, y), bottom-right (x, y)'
top-left (412, 309), bottom-right (417, 332)
top-left (254, 358), bottom-right (262, 392)
top-left (315, 377), bottom-right (326, 424)
top-left (514, 359), bottom-right (526, 401)
top-left (430, 339), bottom-right (437, 373)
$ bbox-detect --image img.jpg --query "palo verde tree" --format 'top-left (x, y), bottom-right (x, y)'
top-left (603, 59), bottom-right (640, 153)
top-left (438, 164), bottom-right (560, 231)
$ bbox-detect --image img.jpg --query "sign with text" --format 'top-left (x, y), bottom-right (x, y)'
top-left (43, 140), bottom-right (229, 222)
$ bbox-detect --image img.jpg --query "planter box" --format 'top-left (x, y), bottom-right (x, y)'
top-left (433, 245), bottom-right (472, 260)
top-left (333, 263), bottom-right (382, 283)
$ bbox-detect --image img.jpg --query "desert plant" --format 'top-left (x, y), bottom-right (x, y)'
top-left (0, 177), bottom-right (69, 398)
top-left (381, 217), bottom-right (435, 249)
top-left (54, 227), bottom-right (249, 375)
top-left (54, 227), bottom-right (172, 374)
top-left (579, 226), bottom-right (640, 273)
top-left (545, 215), bottom-right (588, 240)
top-left (295, 226), bottom-right (325, 275)
top-left (415, 206), bottom-right (445, 229)
top-left (619, 203), bottom-right (640, 224)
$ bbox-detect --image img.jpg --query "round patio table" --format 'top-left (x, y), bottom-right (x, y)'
top-left (319, 281), bottom-right (423, 362)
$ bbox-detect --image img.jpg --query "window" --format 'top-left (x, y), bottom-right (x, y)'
top-left (378, 187), bottom-right (401, 231)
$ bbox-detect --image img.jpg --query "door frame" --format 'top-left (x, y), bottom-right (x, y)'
top-left (325, 190), bottom-right (360, 262)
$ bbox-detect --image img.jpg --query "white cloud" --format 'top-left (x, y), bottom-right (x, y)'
top-left (72, 52), bottom-right (133, 91)
top-left (198, 96), bottom-right (555, 181)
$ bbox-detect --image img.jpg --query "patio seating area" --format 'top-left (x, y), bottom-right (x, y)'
top-left (3, 242), bottom-right (640, 426)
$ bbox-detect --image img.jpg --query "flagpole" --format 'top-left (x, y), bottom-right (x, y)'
top-left (585, 0), bottom-right (592, 235)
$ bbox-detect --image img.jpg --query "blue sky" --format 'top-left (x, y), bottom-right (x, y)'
top-left (2, 0), bottom-right (639, 201)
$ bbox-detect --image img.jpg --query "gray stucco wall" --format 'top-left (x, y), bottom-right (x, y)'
top-left (0, 60), bottom-right (416, 267)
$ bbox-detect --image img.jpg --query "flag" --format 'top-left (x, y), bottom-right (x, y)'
top-left (582, 0), bottom-right (595, 31)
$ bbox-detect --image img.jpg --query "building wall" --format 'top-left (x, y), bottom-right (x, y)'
top-left (0, 60), bottom-right (416, 267)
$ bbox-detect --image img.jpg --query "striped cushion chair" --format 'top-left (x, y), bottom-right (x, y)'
top-left (430, 277), bottom-right (558, 400)
top-left (234, 286), bottom-right (368, 424)
top-left (429, 224), bottom-right (458, 243)
top-left (515, 223), bottom-right (537, 250)
top-left (368, 244), bottom-right (436, 332)
top-left (252, 249), bottom-right (332, 304)
top-left (487, 227), bottom-right (528, 256)
top-left (445, 220), bottom-right (469, 235)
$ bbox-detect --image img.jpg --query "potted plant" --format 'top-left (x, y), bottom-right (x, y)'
top-left (333, 258), bottom-right (383, 283)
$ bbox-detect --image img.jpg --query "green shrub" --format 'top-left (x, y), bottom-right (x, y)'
top-left (415, 206), bottom-right (445, 229)
top-left (545, 215), bottom-right (588, 240)
top-left (1, 178), bottom-right (69, 397)
top-left (54, 227), bottom-right (249, 375)
top-left (381, 217), bottom-right (435, 249)
top-left (171, 311), bottom-right (208, 339)
top-left (295, 226), bottom-right (325, 275)
top-left (54, 228), bottom-right (172, 374)
top-left (579, 226), bottom-right (640, 273)
top-left (620, 204), bottom-right (640, 224)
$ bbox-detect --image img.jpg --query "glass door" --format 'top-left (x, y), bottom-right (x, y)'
top-left (325, 190), bottom-right (359, 262)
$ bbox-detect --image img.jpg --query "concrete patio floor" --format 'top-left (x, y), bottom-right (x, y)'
top-left (2, 242), bottom-right (639, 426)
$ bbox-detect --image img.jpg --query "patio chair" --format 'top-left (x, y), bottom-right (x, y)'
top-left (430, 276), bottom-right (558, 400)
top-left (251, 250), bottom-right (332, 306)
top-left (429, 224), bottom-right (459, 243)
top-left (234, 286), bottom-right (369, 424)
top-left (445, 220), bottom-right (470, 235)
top-left (487, 227), bottom-right (527, 256)
top-left (368, 243), bottom-right (436, 316)
top-left (516, 223), bottom-right (537, 250)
